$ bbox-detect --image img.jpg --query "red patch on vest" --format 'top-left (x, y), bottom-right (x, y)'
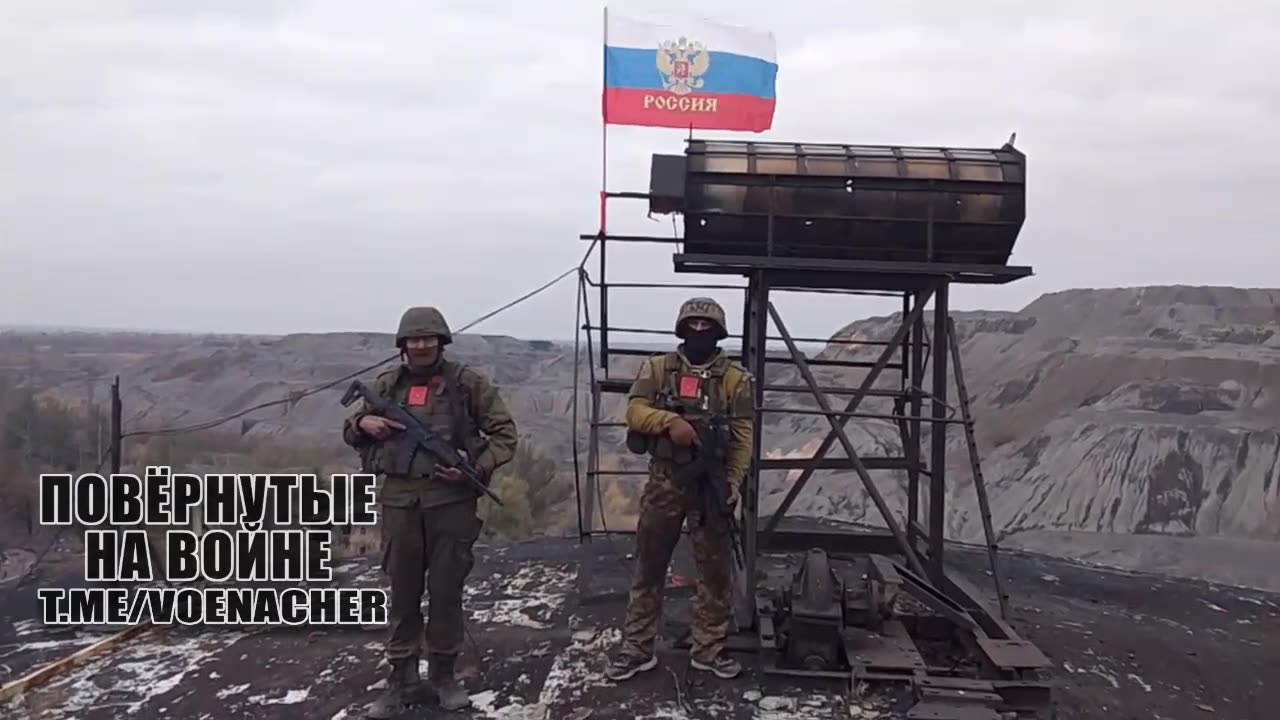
top-left (678, 375), bottom-right (702, 399)
top-left (407, 386), bottom-right (430, 406)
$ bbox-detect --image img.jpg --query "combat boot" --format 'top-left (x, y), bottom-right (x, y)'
top-left (691, 651), bottom-right (742, 679)
top-left (604, 650), bottom-right (658, 681)
top-left (428, 652), bottom-right (470, 711)
top-left (363, 656), bottom-right (423, 719)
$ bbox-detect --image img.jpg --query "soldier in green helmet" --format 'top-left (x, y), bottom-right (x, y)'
top-left (343, 306), bottom-right (518, 717)
top-left (605, 297), bottom-right (754, 681)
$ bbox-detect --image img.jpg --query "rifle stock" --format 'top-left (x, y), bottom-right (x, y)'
top-left (341, 380), bottom-right (504, 506)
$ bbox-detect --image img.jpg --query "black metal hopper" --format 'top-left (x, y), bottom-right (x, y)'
top-left (649, 138), bottom-right (1027, 266)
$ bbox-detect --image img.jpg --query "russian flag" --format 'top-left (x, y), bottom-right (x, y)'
top-left (603, 11), bottom-right (777, 132)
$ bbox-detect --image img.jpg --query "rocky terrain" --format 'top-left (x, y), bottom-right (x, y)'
top-left (757, 286), bottom-right (1280, 590)
top-left (3, 284), bottom-right (1279, 589)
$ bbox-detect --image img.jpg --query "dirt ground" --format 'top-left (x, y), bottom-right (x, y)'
top-left (0, 532), bottom-right (1275, 720)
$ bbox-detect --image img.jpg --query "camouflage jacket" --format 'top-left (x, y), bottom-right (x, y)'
top-left (625, 348), bottom-right (754, 489)
top-left (342, 358), bottom-right (518, 509)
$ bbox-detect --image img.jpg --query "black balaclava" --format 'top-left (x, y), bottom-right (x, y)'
top-left (681, 324), bottom-right (719, 365)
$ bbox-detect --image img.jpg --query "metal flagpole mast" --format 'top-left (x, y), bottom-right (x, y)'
top-left (600, 4), bottom-right (609, 236)
top-left (599, 4), bottom-right (610, 368)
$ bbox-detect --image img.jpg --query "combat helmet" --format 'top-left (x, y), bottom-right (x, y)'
top-left (674, 297), bottom-right (728, 340)
top-left (395, 306), bottom-right (452, 347)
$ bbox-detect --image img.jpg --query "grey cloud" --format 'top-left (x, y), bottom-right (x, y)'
top-left (1, 0), bottom-right (1277, 342)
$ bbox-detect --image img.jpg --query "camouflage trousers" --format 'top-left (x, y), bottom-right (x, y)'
top-left (620, 461), bottom-right (734, 664)
top-left (381, 497), bottom-right (482, 660)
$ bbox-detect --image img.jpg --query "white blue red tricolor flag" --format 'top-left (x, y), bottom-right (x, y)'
top-left (602, 10), bottom-right (777, 132)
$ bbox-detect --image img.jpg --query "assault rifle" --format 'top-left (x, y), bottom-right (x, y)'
top-left (666, 411), bottom-right (745, 571)
top-left (341, 380), bottom-right (504, 505)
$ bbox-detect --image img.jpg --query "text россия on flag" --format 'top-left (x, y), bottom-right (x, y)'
top-left (603, 11), bottom-right (777, 132)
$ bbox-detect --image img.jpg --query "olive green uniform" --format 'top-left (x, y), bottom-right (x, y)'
top-left (345, 307), bottom-right (517, 716)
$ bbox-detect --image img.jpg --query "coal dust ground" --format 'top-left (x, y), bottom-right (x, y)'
top-left (1, 529), bottom-right (1276, 720)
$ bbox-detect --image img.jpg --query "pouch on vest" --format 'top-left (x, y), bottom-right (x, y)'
top-left (384, 434), bottom-right (420, 476)
top-left (625, 429), bottom-right (649, 454)
top-left (652, 434), bottom-right (695, 465)
top-left (360, 437), bottom-right (405, 477)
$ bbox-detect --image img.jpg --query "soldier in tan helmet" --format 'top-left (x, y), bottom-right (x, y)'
top-left (604, 297), bottom-right (754, 681)
top-left (343, 306), bottom-right (518, 717)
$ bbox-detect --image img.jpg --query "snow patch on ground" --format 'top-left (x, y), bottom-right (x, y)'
top-left (466, 564), bottom-right (576, 630)
top-left (4, 630), bottom-right (251, 718)
top-left (215, 683), bottom-right (250, 699)
top-left (248, 687), bottom-right (310, 705)
top-left (467, 624), bottom-right (618, 719)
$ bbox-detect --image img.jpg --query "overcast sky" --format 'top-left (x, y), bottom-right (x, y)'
top-left (2, 0), bottom-right (1276, 343)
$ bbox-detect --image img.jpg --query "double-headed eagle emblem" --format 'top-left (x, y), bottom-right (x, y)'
top-left (656, 37), bottom-right (710, 96)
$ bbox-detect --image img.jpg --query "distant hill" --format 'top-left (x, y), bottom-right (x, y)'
top-left (4, 285), bottom-right (1279, 589)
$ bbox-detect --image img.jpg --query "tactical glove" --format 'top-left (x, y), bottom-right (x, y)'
top-left (668, 417), bottom-right (699, 447)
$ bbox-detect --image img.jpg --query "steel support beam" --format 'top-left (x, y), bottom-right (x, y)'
top-left (929, 282), bottom-right (950, 584)
top-left (947, 317), bottom-right (1010, 619)
top-left (737, 270), bottom-right (769, 628)
top-left (908, 289), bottom-right (926, 553)
top-left (767, 302), bottom-right (929, 579)
top-left (760, 286), bottom-right (936, 541)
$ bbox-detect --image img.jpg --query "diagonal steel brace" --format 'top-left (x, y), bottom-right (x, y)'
top-left (761, 286), bottom-right (936, 538)
top-left (767, 302), bottom-right (929, 579)
top-left (947, 316), bottom-right (1010, 620)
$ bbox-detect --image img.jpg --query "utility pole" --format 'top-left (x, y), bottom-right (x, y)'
top-left (110, 376), bottom-right (122, 475)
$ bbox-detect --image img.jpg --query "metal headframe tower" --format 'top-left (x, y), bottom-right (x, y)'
top-left (573, 137), bottom-right (1053, 717)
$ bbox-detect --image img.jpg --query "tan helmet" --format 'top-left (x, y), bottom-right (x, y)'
top-left (395, 306), bottom-right (452, 346)
top-left (675, 297), bottom-right (728, 339)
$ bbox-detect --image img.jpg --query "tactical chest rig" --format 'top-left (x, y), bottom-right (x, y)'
top-left (626, 351), bottom-right (745, 567)
top-left (365, 362), bottom-right (478, 477)
top-left (627, 352), bottom-right (732, 469)
top-left (344, 362), bottom-right (504, 504)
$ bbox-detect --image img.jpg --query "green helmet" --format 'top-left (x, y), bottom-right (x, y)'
top-left (395, 306), bottom-right (452, 346)
top-left (675, 297), bottom-right (728, 340)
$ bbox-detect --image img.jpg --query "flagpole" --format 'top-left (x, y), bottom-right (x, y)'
top-left (600, 4), bottom-right (609, 236)
top-left (599, 4), bottom-right (610, 371)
